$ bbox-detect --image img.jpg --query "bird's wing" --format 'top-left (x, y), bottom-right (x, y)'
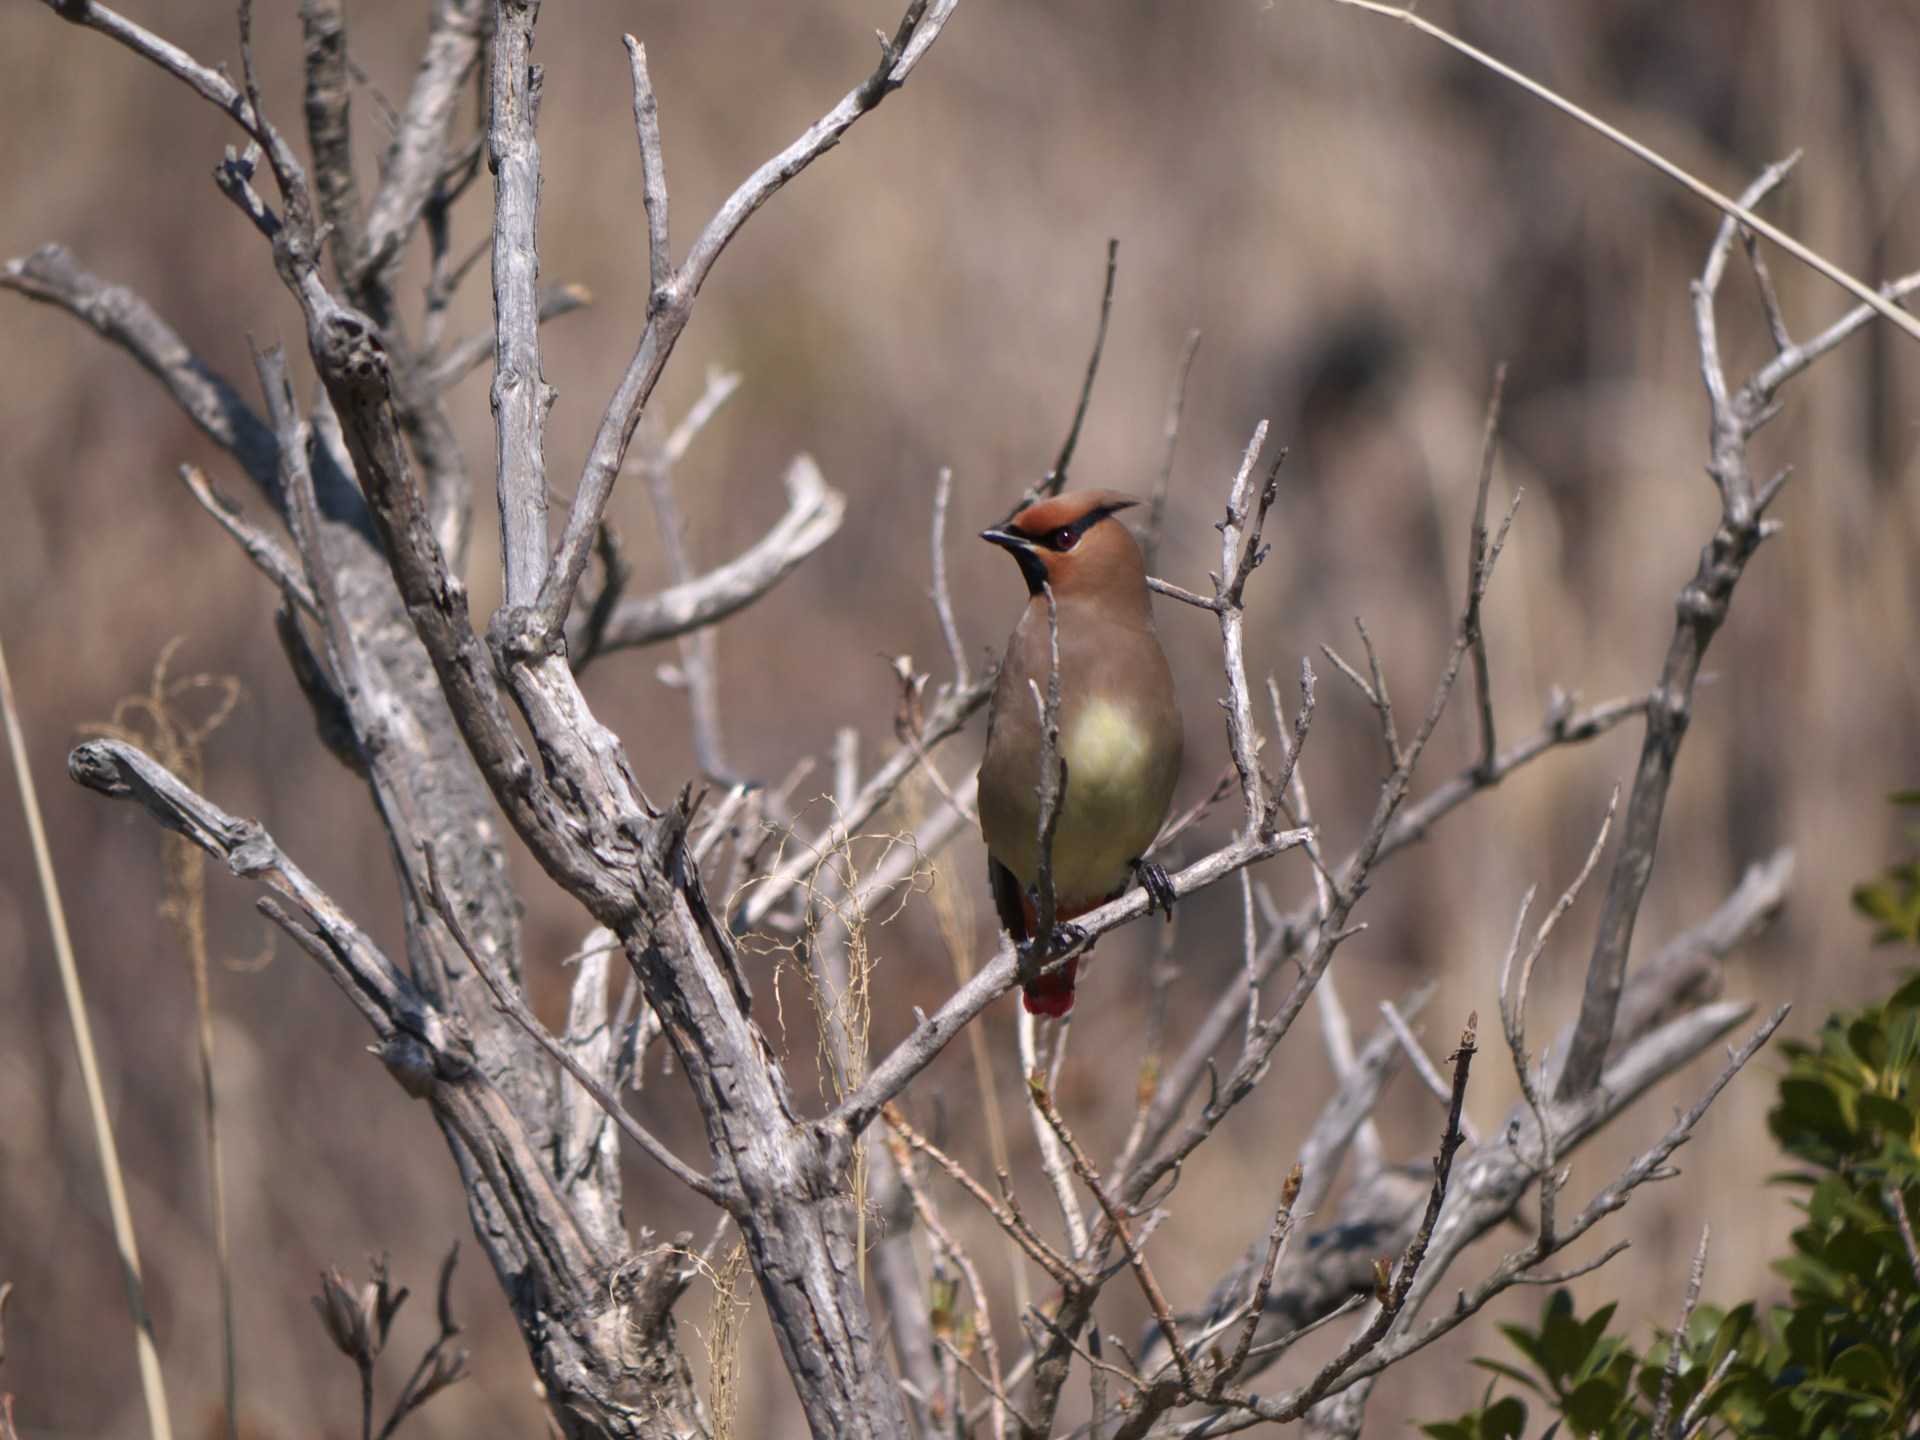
top-left (987, 853), bottom-right (1030, 944)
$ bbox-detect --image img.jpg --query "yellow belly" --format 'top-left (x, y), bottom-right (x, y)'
top-left (993, 699), bottom-right (1169, 907)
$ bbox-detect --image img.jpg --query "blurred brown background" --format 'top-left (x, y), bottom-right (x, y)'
top-left (3, 1), bottom-right (1918, 1435)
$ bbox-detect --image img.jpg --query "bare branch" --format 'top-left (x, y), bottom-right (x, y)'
top-left (1218, 1164), bottom-right (1303, 1386)
top-left (567, 455), bottom-right (847, 655)
top-left (1313, 972), bottom-right (1382, 1176)
top-left (887, 1137), bottom-right (1007, 1440)
top-left (1206, 1018), bottom-right (1479, 1426)
top-left (1145, 575), bottom-right (1219, 611)
top-left (642, 369), bottom-right (746, 779)
top-left (298, 0), bottom-right (365, 288)
top-left (46, 0), bottom-right (311, 209)
top-left (1741, 228), bottom-right (1792, 354)
top-left (420, 283), bottom-right (591, 394)
top-left (883, 1106), bottom-right (1079, 1289)
top-left (177, 464), bottom-right (318, 615)
top-left (489, 0), bottom-right (554, 607)
top-left (1020, 1012), bottom-right (1090, 1258)
top-left (840, 820), bottom-right (1310, 1139)
top-left (2, 246), bottom-right (281, 504)
top-left (1292, 1006), bottom-right (1784, 1421)
top-left (625, 35), bottom-right (671, 296)
top-left (1030, 1077), bottom-right (1200, 1397)
top-left (420, 844), bottom-right (724, 1204)
top-left (741, 662), bottom-right (994, 929)
top-left (361, 0), bottom-right (487, 287)
top-left (70, 737), bottom-right (433, 1051)
top-left (1749, 268), bottom-right (1920, 402)
top-left (1557, 161), bottom-right (1822, 1102)
top-left (1214, 424), bottom-right (1280, 833)
top-left (536, 0), bottom-right (960, 637)
top-left (1130, 687), bottom-right (1643, 1179)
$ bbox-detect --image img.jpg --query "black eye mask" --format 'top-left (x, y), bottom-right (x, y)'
top-left (1022, 500), bottom-right (1132, 552)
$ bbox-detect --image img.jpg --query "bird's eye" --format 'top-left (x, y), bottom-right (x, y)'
top-left (1050, 526), bottom-right (1079, 551)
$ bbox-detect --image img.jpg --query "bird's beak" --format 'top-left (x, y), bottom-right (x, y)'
top-left (981, 527), bottom-right (1050, 594)
top-left (978, 527), bottom-right (1033, 554)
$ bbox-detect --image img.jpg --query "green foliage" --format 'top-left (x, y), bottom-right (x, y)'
top-left (1852, 793), bottom-right (1920, 945)
top-left (1422, 804), bottom-right (1920, 1439)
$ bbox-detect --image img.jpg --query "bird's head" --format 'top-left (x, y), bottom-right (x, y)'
top-left (980, 490), bottom-right (1145, 600)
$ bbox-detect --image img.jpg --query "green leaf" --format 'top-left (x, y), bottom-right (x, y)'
top-left (1856, 866), bottom-right (1920, 946)
top-left (1775, 1077), bottom-right (1856, 1151)
top-left (1471, 1358), bottom-right (1549, 1399)
top-left (1561, 1375), bottom-right (1624, 1436)
top-left (1891, 972), bottom-right (1920, 1013)
top-left (1481, 1396), bottom-right (1529, 1440)
top-left (1828, 1342), bottom-right (1891, 1392)
top-left (1849, 1017), bottom-right (1889, 1070)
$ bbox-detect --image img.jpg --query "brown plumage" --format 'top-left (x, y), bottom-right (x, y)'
top-left (978, 490), bottom-right (1183, 1016)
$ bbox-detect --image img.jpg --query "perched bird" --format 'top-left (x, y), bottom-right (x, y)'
top-left (978, 490), bottom-right (1183, 1016)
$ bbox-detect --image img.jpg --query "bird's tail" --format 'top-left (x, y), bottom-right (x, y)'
top-left (1021, 957), bottom-right (1079, 1018)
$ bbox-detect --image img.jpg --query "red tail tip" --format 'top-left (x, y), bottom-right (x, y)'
top-left (1020, 958), bottom-right (1079, 1018)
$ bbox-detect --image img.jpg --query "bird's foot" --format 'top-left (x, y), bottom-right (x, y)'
top-left (1020, 920), bottom-right (1089, 967)
top-left (1135, 858), bottom-right (1177, 920)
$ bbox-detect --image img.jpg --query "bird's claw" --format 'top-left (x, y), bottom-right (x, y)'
top-left (1019, 921), bottom-right (1088, 965)
top-left (1135, 859), bottom-right (1177, 920)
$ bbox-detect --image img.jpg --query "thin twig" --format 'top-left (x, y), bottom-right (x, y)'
top-left (178, 464), bottom-right (319, 615)
top-left (1043, 238), bottom-right (1119, 496)
top-left (1650, 1225), bottom-right (1711, 1438)
top-left (1213, 1017), bottom-right (1478, 1423)
top-left (1030, 1076), bottom-right (1201, 1396)
top-left (1741, 229), bottom-right (1792, 354)
top-left (1510, 1239), bottom-right (1630, 1286)
top-left (1329, 0), bottom-right (1920, 344)
top-left (1558, 159), bottom-right (1808, 1101)
top-left (1354, 619), bottom-right (1401, 771)
top-left (1379, 999), bottom-right (1480, 1146)
top-left (930, 467), bottom-right (969, 689)
top-left (1143, 328), bottom-right (1202, 574)
top-left (1214, 424), bottom-right (1280, 833)
top-left (624, 35), bottom-right (671, 297)
top-left (1218, 1164), bottom-right (1304, 1385)
top-left (1464, 364), bottom-right (1506, 780)
top-left (1028, 583), bottom-right (1068, 954)
top-left (642, 368), bottom-right (743, 780)
top-left (537, 0), bottom-right (960, 635)
top-left (885, 1128), bottom-right (1008, 1440)
top-left (1887, 1186), bottom-right (1920, 1293)
top-left (882, 1105), bottom-right (1080, 1288)
top-left (419, 844), bottom-right (724, 1204)
top-left (1312, 971), bottom-right (1382, 1175)
top-left (1021, 1011), bottom-right (1090, 1258)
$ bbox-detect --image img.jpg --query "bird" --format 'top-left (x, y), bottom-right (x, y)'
top-left (977, 489), bottom-right (1183, 1017)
